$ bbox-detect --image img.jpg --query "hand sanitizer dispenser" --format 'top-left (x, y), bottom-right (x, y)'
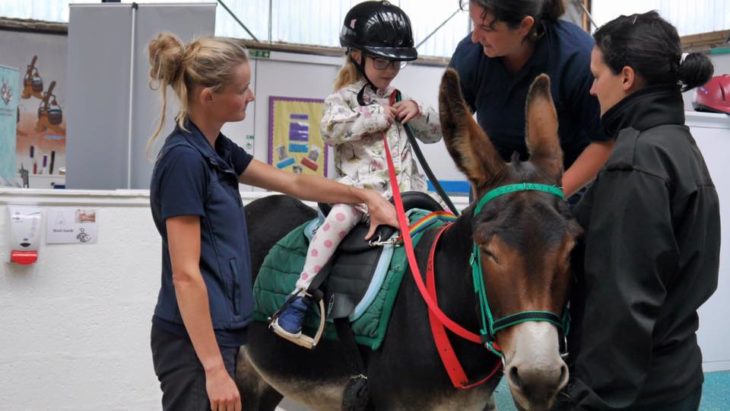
top-left (8, 205), bottom-right (43, 265)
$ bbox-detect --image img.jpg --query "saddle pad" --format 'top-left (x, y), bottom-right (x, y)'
top-left (253, 208), bottom-right (450, 350)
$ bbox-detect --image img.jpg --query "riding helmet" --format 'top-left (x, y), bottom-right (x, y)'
top-left (693, 74), bottom-right (730, 114)
top-left (339, 1), bottom-right (418, 61)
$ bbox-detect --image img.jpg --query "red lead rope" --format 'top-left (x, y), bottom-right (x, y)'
top-left (381, 131), bottom-right (500, 389)
top-left (427, 224), bottom-right (502, 389)
top-left (381, 132), bottom-right (481, 344)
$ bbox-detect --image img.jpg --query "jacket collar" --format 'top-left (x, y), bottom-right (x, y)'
top-left (171, 120), bottom-right (235, 173)
top-left (600, 85), bottom-right (685, 137)
top-left (350, 79), bottom-right (394, 99)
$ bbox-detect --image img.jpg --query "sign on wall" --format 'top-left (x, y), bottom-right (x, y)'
top-left (0, 65), bottom-right (20, 186)
top-left (268, 96), bottom-right (328, 177)
top-left (46, 207), bottom-right (98, 244)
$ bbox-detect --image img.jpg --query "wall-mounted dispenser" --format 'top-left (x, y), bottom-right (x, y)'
top-left (7, 205), bottom-right (43, 265)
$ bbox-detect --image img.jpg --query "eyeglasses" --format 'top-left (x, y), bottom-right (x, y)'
top-left (371, 57), bottom-right (408, 70)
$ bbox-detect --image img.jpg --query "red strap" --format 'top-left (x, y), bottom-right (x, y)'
top-left (427, 225), bottom-right (502, 389)
top-left (427, 225), bottom-right (469, 387)
top-left (381, 134), bottom-right (481, 344)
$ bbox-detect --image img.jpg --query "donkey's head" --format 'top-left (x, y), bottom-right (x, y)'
top-left (439, 69), bottom-right (581, 410)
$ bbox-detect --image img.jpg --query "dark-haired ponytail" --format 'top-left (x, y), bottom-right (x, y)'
top-left (679, 53), bottom-right (714, 91)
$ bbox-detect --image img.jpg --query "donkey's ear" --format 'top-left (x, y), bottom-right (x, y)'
top-left (439, 68), bottom-right (505, 186)
top-left (525, 74), bottom-right (562, 179)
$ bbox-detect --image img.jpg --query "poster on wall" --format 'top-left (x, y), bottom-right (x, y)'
top-left (16, 54), bottom-right (66, 184)
top-left (0, 65), bottom-right (20, 186)
top-left (268, 96), bottom-right (328, 177)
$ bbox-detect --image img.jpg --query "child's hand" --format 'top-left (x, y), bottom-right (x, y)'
top-left (381, 104), bottom-right (397, 127)
top-left (393, 100), bottom-right (420, 124)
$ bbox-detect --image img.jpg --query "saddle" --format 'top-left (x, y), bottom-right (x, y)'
top-left (255, 192), bottom-right (451, 350)
top-left (312, 192), bottom-right (443, 320)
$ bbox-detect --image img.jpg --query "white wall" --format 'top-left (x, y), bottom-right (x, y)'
top-left (0, 190), bottom-right (161, 410)
top-left (686, 112), bottom-right (730, 372)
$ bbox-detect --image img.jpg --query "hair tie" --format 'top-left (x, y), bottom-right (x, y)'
top-left (680, 52), bottom-right (689, 65)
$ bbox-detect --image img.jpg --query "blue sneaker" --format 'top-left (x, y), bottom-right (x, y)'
top-left (271, 296), bottom-right (311, 339)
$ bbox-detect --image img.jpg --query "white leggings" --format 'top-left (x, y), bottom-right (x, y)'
top-left (295, 204), bottom-right (364, 291)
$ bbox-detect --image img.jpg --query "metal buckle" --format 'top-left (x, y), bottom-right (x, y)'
top-left (369, 235), bottom-right (399, 247)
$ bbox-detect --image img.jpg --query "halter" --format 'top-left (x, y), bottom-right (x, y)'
top-left (471, 183), bottom-right (570, 356)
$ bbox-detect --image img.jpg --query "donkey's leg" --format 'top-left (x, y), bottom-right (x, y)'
top-left (482, 396), bottom-right (497, 411)
top-left (236, 348), bottom-right (283, 411)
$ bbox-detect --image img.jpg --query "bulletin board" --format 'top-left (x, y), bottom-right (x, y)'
top-left (268, 96), bottom-right (328, 177)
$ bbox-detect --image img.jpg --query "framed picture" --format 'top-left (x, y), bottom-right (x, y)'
top-left (268, 96), bottom-right (328, 177)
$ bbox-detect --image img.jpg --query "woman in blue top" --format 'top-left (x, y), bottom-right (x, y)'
top-left (146, 33), bottom-right (397, 411)
top-left (450, 0), bottom-right (612, 197)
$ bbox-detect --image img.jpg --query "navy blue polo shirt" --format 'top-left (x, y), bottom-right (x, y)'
top-left (449, 20), bottom-right (608, 168)
top-left (150, 121), bottom-right (254, 347)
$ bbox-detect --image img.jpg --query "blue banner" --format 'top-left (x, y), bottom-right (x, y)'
top-left (0, 65), bottom-right (20, 185)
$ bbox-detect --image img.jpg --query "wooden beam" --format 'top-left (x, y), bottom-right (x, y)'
top-left (238, 39), bottom-right (450, 67)
top-left (0, 17), bottom-right (67, 35)
top-left (681, 30), bottom-right (730, 52)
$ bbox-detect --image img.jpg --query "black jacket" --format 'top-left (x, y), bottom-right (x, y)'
top-left (565, 86), bottom-right (720, 409)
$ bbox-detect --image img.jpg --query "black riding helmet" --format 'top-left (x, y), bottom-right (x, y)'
top-left (340, 1), bottom-right (418, 61)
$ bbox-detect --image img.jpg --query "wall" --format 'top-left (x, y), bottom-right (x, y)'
top-left (0, 190), bottom-right (162, 410)
top-left (685, 112), bottom-right (730, 372)
top-left (65, 3), bottom-right (216, 190)
top-left (0, 111), bottom-right (729, 409)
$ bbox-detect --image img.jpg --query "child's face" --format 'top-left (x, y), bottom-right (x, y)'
top-left (363, 55), bottom-right (402, 91)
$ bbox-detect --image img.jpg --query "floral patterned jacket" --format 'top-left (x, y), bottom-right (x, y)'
top-left (321, 79), bottom-right (442, 198)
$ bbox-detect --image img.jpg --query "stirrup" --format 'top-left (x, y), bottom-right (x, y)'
top-left (269, 292), bottom-right (327, 350)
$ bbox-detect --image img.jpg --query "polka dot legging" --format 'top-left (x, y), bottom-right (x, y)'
top-left (295, 204), bottom-right (364, 291)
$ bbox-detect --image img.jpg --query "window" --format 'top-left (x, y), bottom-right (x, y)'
top-left (0, 0), bottom-right (473, 58)
top-left (591, 0), bottom-right (729, 36)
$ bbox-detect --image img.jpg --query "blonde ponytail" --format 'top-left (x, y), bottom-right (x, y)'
top-left (146, 32), bottom-right (249, 151)
top-left (333, 53), bottom-right (363, 91)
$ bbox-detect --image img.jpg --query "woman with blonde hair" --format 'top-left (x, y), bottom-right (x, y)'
top-left (146, 33), bottom-right (397, 411)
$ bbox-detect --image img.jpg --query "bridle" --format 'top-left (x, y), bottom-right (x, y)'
top-left (470, 183), bottom-right (570, 356)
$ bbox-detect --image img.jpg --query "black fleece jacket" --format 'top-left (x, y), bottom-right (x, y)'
top-left (565, 85), bottom-right (720, 410)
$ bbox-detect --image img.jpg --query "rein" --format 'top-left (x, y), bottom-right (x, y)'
top-left (390, 90), bottom-right (459, 215)
top-left (381, 114), bottom-right (568, 389)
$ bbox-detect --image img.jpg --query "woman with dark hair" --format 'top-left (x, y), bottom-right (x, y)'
top-left (561, 11), bottom-right (719, 410)
top-left (450, 0), bottom-right (612, 198)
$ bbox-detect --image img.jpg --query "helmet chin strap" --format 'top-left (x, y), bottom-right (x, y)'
top-left (349, 51), bottom-right (377, 107)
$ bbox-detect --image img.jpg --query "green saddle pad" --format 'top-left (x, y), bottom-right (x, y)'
top-left (253, 208), bottom-right (451, 350)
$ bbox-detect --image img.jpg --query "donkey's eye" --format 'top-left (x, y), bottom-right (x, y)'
top-left (481, 247), bottom-right (499, 263)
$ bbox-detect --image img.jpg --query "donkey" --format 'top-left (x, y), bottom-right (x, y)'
top-left (236, 69), bottom-right (582, 411)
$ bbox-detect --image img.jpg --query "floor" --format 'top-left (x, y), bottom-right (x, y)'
top-left (277, 371), bottom-right (730, 410)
